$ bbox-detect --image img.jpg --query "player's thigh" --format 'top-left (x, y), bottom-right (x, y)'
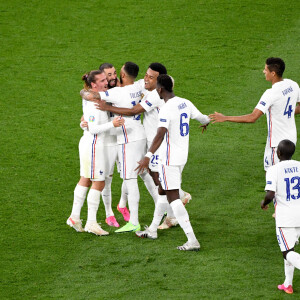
top-left (264, 144), bottom-right (279, 171)
top-left (276, 227), bottom-right (300, 252)
top-left (118, 139), bottom-right (146, 179)
top-left (158, 164), bottom-right (184, 191)
top-left (104, 144), bottom-right (118, 176)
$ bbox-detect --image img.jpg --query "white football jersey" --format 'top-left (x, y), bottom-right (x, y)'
top-left (157, 96), bottom-right (210, 166)
top-left (265, 159), bottom-right (300, 227)
top-left (255, 79), bottom-right (300, 147)
top-left (140, 89), bottom-right (165, 143)
top-left (82, 99), bottom-right (113, 144)
top-left (100, 82), bottom-right (146, 145)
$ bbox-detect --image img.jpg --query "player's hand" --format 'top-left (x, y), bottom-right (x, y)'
top-left (135, 157), bottom-right (150, 174)
top-left (260, 200), bottom-right (269, 210)
top-left (209, 112), bottom-right (226, 123)
top-left (95, 99), bottom-right (108, 111)
top-left (112, 116), bottom-right (125, 127)
top-left (200, 123), bottom-right (209, 133)
top-left (80, 120), bottom-right (88, 130)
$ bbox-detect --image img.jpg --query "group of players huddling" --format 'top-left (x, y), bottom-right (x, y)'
top-left (67, 58), bottom-right (300, 294)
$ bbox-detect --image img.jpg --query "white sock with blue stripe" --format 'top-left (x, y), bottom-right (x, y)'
top-left (170, 199), bottom-right (197, 243)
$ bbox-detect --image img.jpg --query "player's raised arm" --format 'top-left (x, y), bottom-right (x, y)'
top-left (209, 108), bottom-right (263, 124)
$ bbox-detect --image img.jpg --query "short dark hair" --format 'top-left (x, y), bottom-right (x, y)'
top-left (148, 62), bottom-right (167, 75)
top-left (157, 74), bottom-right (173, 92)
top-left (266, 57), bottom-right (285, 77)
top-left (278, 139), bottom-right (295, 159)
top-left (124, 62), bottom-right (139, 79)
top-left (82, 70), bottom-right (104, 89)
top-left (99, 63), bottom-right (114, 72)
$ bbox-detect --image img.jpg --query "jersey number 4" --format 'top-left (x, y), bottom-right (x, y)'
top-left (284, 97), bottom-right (293, 119)
top-left (284, 176), bottom-right (300, 201)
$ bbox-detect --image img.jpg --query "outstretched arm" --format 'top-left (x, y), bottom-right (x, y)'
top-left (209, 108), bottom-right (263, 124)
top-left (95, 101), bottom-right (145, 116)
top-left (135, 127), bottom-right (167, 174)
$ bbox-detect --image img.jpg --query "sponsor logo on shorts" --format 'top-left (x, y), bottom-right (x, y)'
top-left (160, 118), bottom-right (167, 122)
top-left (99, 170), bottom-right (103, 175)
top-left (89, 116), bottom-right (95, 122)
top-left (145, 100), bottom-right (152, 107)
top-left (259, 101), bottom-right (266, 106)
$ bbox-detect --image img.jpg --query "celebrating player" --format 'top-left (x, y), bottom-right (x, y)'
top-left (210, 57), bottom-right (300, 171)
top-left (67, 70), bottom-right (124, 235)
top-left (135, 74), bottom-right (210, 251)
top-left (261, 139), bottom-right (300, 294)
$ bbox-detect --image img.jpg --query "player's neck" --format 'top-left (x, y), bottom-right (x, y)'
top-left (164, 92), bottom-right (175, 102)
top-left (271, 76), bottom-right (283, 86)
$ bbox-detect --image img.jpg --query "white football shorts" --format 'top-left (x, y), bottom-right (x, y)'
top-left (276, 227), bottom-right (300, 252)
top-left (158, 164), bottom-right (184, 190)
top-left (79, 135), bottom-right (107, 181)
top-left (118, 139), bottom-right (147, 179)
top-left (264, 143), bottom-right (279, 171)
top-left (104, 144), bottom-right (118, 176)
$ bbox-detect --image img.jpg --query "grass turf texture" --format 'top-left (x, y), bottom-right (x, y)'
top-left (1, 0), bottom-right (300, 299)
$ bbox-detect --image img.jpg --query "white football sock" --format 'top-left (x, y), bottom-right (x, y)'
top-left (179, 189), bottom-right (185, 199)
top-left (86, 189), bottom-right (101, 223)
top-left (283, 259), bottom-right (295, 287)
top-left (125, 179), bottom-right (140, 226)
top-left (170, 199), bottom-right (197, 243)
top-left (118, 180), bottom-right (128, 208)
top-left (102, 176), bottom-right (114, 218)
top-left (71, 184), bottom-right (88, 219)
top-left (166, 204), bottom-right (175, 218)
top-left (286, 251), bottom-right (300, 269)
top-left (139, 172), bottom-right (158, 204)
top-left (149, 195), bottom-right (168, 232)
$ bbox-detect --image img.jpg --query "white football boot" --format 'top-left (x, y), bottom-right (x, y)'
top-left (84, 222), bottom-right (109, 236)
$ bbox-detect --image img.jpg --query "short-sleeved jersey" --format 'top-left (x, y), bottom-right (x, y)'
top-left (157, 96), bottom-right (210, 166)
top-left (100, 82), bottom-right (146, 145)
top-left (265, 159), bottom-right (300, 227)
top-left (82, 99), bottom-right (112, 145)
top-left (140, 89), bottom-right (165, 143)
top-left (255, 79), bottom-right (300, 147)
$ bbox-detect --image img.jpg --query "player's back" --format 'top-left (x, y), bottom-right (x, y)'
top-left (266, 79), bottom-right (299, 146)
top-left (273, 159), bottom-right (300, 227)
top-left (158, 96), bottom-right (196, 166)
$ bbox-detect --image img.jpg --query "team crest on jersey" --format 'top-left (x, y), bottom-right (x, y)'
top-left (259, 101), bottom-right (266, 106)
top-left (160, 118), bottom-right (167, 122)
top-left (145, 100), bottom-right (152, 107)
top-left (89, 116), bottom-right (95, 122)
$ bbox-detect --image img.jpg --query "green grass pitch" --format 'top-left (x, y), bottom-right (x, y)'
top-left (1, 0), bottom-right (300, 299)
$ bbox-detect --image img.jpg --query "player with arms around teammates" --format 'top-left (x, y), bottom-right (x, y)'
top-left (261, 140), bottom-right (300, 295)
top-left (67, 70), bottom-right (124, 235)
top-left (135, 74), bottom-right (210, 251)
top-left (96, 62), bottom-right (192, 229)
top-left (210, 57), bottom-right (300, 171)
